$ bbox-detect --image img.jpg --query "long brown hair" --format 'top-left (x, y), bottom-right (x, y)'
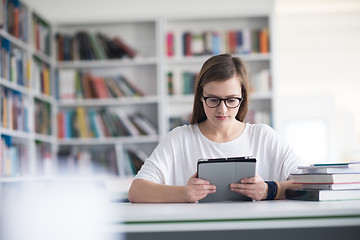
top-left (190, 54), bottom-right (250, 124)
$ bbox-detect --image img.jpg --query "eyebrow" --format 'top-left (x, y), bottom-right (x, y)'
top-left (203, 93), bottom-right (241, 98)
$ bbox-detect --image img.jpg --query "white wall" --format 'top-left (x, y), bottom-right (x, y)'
top-left (274, 0), bottom-right (360, 162)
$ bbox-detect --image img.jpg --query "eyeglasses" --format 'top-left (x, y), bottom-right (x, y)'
top-left (202, 94), bottom-right (243, 108)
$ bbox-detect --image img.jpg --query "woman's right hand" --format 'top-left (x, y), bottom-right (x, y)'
top-left (184, 172), bottom-right (216, 203)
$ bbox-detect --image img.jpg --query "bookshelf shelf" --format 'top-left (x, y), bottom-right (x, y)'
top-left (57, 135), bottom-right (159, 146)
top-left (57, 96), bottom-right (159, 108)
top-left (166, 53), bottom-right (271, 65)
top-left (0, 128), bottom-right (31, 139)
top-left (34, 133), bottom-right (56, 144)
top-left (34, 94), bottom-right (56, 104)
top-left (168, 95), bottom-right (194, 104)
top-left (32, 50), bottom-right (53, 64)
top-left (250, 92), bottom-right (273, 100)
top-left (56, 57), bottom-right (158, 69)
top-left (0, 29), bottom-right (28, 50)
top-left (0, 78), bottom-right (31, 95)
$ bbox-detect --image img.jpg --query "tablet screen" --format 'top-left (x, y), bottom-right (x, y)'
top-left (197, 156), bottom-right (256, 203)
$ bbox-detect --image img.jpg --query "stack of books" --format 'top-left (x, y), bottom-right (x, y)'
top-left (286, 162), bottom-right (360, 201)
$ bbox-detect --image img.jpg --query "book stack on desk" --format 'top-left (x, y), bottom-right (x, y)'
top-left (286, 162), bottom-right (360, 201)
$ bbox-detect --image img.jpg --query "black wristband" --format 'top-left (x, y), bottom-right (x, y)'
top-left (264, 181), bottom-right (278, 200)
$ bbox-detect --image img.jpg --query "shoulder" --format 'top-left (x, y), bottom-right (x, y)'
top-left (165, 124), bottom-right (198, 140)
top-left (245, 123), bottom-right (277, 137)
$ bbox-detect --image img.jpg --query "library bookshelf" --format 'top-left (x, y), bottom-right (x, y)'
top-left (164, 16), bottom-right (273, 130)
top-left (1, 1), bottom-right (274, 199)
top-left (0, 1), bottom-right (56, 193)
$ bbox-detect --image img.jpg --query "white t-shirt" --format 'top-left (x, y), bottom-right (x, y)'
top-left (134, 123), bottom-right (304, 186)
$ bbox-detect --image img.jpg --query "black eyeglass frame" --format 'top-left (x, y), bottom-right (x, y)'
top-left (202, 94), bottom-right (243, 108)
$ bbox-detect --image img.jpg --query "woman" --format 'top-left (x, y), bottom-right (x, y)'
top-left (128, 54), bottom-right (304, 203)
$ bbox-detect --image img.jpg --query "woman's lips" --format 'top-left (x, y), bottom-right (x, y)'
top-left (216, 116), bottom-right (227, 120)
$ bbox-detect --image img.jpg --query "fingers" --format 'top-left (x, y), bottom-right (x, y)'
top-left (240, 175), bottom-right (264, 184)
top-left (188, 177), bottom-right (211, 185)
top-left (184, 182), bottom-right (216, 202)
top-left (230, 182), bottom-right (267, 201)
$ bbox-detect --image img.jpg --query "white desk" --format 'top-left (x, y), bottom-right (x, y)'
top-left (104, 200), bottom-right (360, 240)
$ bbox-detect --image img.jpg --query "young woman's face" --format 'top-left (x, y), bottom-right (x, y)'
top-left (201, 76), bottom-right (242, 128)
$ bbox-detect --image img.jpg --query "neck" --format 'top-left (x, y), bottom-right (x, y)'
top-left (198, 120), bottom-right (245, 143)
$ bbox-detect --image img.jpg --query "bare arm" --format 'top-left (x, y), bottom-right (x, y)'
top-left (276, 179), bottom-right (299, 199)
top-left (128, 173), bottom-right (216, 203)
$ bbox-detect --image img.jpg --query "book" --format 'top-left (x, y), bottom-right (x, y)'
top-left (300, 167), bottom-right (360, 174)
top-left (113, 37), bottom-right (137, 58)
top-left (297, 162), bottom-right (360, 174)
top-left (286, 189), bottom-right (360, 201)
top-left (166, 32), bottom-right (174, 57)
top-left (110, 108), bottom-right (140, 136)
top-left (126, 147), bottom-right (147, 175)
top-left (130, 112), bottom-right (157, 135)
top-left (299, 183), bottom-right (360, 190)
top-left (59, 69), bottom-right (76, 99)
top-left (291, 173), bottom-right (360, 184)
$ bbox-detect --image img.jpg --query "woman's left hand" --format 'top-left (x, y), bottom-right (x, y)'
top-left (230, 174), bottom-right (268, 201)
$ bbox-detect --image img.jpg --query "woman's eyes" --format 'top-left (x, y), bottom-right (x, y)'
top-left (227, 98), bottom-right (237, 103)
top-left (208, 98), bottom-right (219, 103)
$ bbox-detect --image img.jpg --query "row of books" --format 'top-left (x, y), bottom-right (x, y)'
top-left (33, 57), bottom-right (51, 96)
top-left (167, 71), bottom-right (197, 96)
top-left (58, 70), bottom-right (144, 100)
top-left (0, 0), bottom-right (29, 42)
top-left (245, 110), bottom-right (272, 126)
top-left (1, 37), bottom-right (30, 87)
top-left (32, 14), bottom-right (51, 56)
top-left (167, 69), bottom-right (271, 96)
top-left (166, 28), bottom-right (269, 57)
top-left (55, 31), bottom-right (137, 61)
top-left (250, 69), bottom-right (271, 93)
top-left (0, 135), bottom-right (29, 177)
top-left (0, 87), bottom-right (29, 132)
top-left (57, 146), bottom-right (118, 177)
top-left (57, 108), bottom-right (157, 139)
top-left (286, 162), bottom-right (360, 201)
top-left (117, 145), bottom-right (147, 177)
top-left (34, 99), bottom-right (51, 135)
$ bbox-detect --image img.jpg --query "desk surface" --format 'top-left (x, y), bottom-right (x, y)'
top-left (105, 200), bottom-right (360, 233)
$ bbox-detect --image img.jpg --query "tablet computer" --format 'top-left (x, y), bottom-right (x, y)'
top-left (197, 156), bottom-right (256, 203)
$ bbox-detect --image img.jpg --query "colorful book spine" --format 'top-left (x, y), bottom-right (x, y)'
top-left (178, 28), bottom-right (269, 57)
top-left (33, 57), bottom-right (51, 95)
top-left (2, 0), bottom-right (28, 42)
top-left (56, 31), bottom-right (137, 61)
top-left (1, 37), bottom-right (11, 80)
top-left (32, 14), bottom-right (51, 56)
top-left (0, 135), bottom-right (29, 177)
top-left (57, 108), bottom-right (157, 139)
top-left (34, 99), bottom-right (51, 135)
top-left (1, 88), bottom-right (29, 131)
top-left (57, 70), bottom-right (144, 100)
top-left (166, 32), bottom-right (174, 57)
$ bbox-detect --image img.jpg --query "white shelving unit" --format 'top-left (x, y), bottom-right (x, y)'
top-left (1, 1), bottom-right (274, 198)
top-left (53, 19), bottom-right (163, 179)
top-left (0, 2), bottom-right (56, 192)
